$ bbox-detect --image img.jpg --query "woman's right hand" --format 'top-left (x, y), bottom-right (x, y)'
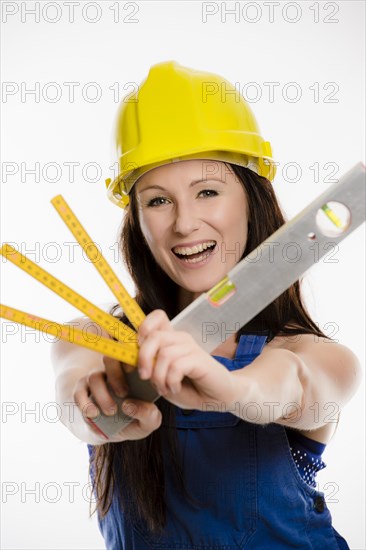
top-left (73, 356), bottom-right (162, 443)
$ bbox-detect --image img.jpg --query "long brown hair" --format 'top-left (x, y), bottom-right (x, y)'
top-left (88, 164), bottom-right (329, 533)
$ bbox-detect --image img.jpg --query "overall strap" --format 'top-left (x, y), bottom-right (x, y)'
top-left (234, 330), bottom-right (272, 359)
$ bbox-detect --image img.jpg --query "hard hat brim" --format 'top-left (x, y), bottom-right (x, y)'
top-left (106, 150), bottom-right (276, 209)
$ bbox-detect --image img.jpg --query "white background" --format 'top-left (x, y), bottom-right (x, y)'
top-left (1, 1), bottom-right (365, 548)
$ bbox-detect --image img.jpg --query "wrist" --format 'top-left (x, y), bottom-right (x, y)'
top-left (229, 369), bottom-right (261, 420)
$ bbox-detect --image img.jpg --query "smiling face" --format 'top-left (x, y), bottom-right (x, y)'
top-left (136, 159), bottom-right (249, 307)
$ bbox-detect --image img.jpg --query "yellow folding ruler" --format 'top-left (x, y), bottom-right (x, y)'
top-left (0, 304), bottom-right (138, 365)
top-left (1, 196), bottom-right (143, 358)
top-left (1, 195), bottom-right (152, 439)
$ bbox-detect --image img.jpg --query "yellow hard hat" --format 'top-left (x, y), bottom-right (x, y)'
top-left (106, 61), bottom-right (276, 208)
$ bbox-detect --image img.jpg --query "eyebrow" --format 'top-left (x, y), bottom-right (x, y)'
top-left (138, 178), bottom-right (227, 193)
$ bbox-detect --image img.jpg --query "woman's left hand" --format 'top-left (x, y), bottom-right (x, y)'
top-left (137, 309), bottom-right (236, 411)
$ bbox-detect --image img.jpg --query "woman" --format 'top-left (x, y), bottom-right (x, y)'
top-left (52, 61), bottom-right (361, 549)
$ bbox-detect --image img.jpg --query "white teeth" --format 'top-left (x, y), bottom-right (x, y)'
top-left (173, 241), bottom-right (216, 256)
top-left (181, 252), bottom-right (211, 264)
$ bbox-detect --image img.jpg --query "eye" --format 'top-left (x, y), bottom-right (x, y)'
top-left (145, 189), bottom-right (218, 207)
top-left (146, 196), bottom-right (170, 207)
top-left (198, 189), bottom-right (218, 198)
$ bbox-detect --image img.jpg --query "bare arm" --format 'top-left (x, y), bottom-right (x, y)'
top-left (51, 317), bottom-right (105, 444)
top-left (230, 336), bottom-right (362, 430)
top-left (51, 317), bottom-right (162, 445)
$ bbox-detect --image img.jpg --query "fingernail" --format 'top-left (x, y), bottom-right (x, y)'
top-left (138, 368), bottom-right (148, 379)
top-left (115, 386), bottom-right (128, 398)
top-left (122, 400), bottom-right (134, 415)
top-left (122, 400), bottom-right (131, 410)
top-left (85, 404), bottom-right (99, 418)
top-left (105, 405), bottom-right (118, 416)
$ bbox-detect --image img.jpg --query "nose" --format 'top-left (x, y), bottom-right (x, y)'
top-left (173, 201), bottom-right (200, 236)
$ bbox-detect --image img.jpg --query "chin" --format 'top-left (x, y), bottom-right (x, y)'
top-left (169, 267), bottom-right (226, 294)
top-left (182, 279), bottom-right (223, 296)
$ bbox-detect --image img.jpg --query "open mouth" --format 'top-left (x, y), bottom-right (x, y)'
top-left (172, 241), bottom-right (217, 264)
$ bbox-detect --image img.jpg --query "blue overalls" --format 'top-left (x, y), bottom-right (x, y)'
top-left (88, 333), bottom-right (349, 549)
